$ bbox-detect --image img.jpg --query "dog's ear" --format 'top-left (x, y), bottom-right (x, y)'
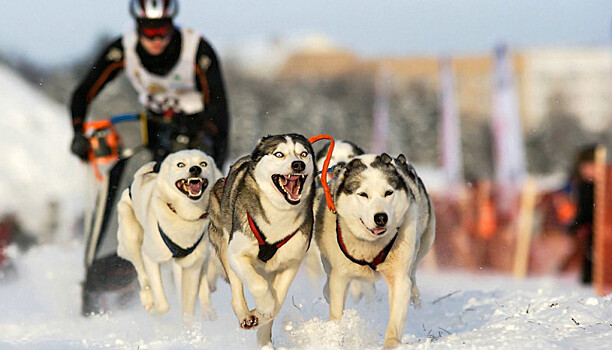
top-left (330, 165), bottom-right (347, 204)
top-left (380, 153), bottom-right (393, 165)
top-left (397, 154), bottom-right (407, 164)
top-left (152, 161), bottom-right (161, 173)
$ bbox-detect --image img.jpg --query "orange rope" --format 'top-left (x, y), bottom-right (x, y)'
top-left (308, 134), bottom-right (335, 213)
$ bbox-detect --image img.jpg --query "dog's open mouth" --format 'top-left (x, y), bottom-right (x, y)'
top-left (361, 219), bottom-right (387, 236)
top-left (272, 174), bottom-right (307, 205)
top-left (176, 177), bottom-right (208, 200)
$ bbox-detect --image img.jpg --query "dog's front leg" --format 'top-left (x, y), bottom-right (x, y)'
top-left (181, 263), bottom-right (204, 325)
top-left (328, 270), bottom-right (351, 321)
top-left (381, 272), bottom-right (411, 349)
top-left (197, 265), bottom-right (217, 321)
top-left (229, 254), bottom-right (275, 322)
top-left (143, 254), bottom-right (170, 315)
top-left (271, 265), bottom-right (300, 316)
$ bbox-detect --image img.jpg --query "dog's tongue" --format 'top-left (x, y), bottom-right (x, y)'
top-left (372, 228), bottom-right (387, 235)
top-left (284, 175), bottom-right (300, 199)
top-left (187, 181), bottom-right (202, 196)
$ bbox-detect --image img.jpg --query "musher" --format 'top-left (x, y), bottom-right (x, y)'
top-left (69, 0), bottom-right (229, 315)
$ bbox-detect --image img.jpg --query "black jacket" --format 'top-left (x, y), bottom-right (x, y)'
top-left (70, 28), bottom-right (229, 165)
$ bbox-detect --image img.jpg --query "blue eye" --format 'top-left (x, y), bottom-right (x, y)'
top-left (384, 190), bottom-right (394, 197)
top-left (200, 161), bottom-right (207, 167)
top-left (177, 162), bottom-right (185, 168)
top-left (300, 151), bottom-right (309, 158)
top-left (358, 192), bottom-right (368, 199)
top-left (274, 152), bottom-right (284, 158)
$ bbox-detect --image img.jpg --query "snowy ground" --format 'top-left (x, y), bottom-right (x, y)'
top-left (0, 241), bottom-right (610, 350)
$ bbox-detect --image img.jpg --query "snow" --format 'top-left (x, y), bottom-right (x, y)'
top-left (1, 63), bottom-right (610, 350)
top-left (0, 64), bottom-right (86, 239)
top-left (1, 241), bottom-right (610, 349)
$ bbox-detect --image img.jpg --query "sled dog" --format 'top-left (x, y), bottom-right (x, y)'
top-left (315, 153), bottom-right (435, 348)
top-left (116, 149), bottom-right (222, 323)
top-left (208, 134), bottom-right (316, 349)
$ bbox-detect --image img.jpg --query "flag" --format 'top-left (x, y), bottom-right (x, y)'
top-left (371, 65), bottom-right (392, 154)
top-left (491, 43), bottom-right (526, 212)
top-left (439, 57), bottom-right (463, 189)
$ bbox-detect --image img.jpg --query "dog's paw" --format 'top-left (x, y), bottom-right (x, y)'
top-left (201, 305), bottom-right (217, 321)
top-left (256, 294), bottom-right (276, 319)
top-left (239, 314), bottom-right (259, 329)
top-left (182, 313), bottom-right (195, 327)
top-left (140, 288), bottom-right (154, 311)
top-left (383, 337), bottom-right (401, 349)
top-left (156, 301), bottom-right (170, 315)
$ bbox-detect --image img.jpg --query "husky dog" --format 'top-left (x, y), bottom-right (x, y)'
top-left (116, 149), bottom-right (222, 323)
top-left (315, 153), bottom-right (435, 348)
top-left (208, 134), bottom-right (316, 349)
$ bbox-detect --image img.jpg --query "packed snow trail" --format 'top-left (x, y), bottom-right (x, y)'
top-left (0, 242), bottom-right (610, 349)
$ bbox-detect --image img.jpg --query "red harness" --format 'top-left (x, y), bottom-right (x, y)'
top-left (336, 218), bottom-right (398, 270)
top-left (247, 213), bottom-right (299, 262)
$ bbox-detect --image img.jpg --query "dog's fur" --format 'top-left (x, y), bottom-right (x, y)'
top-left (308, 140), bottom-right (374, 300)
top-left (116, 149), bottom-right (222, 323)
top-left (208, 134), bottom-right (316, 349)
top-left (315, 153), bottom-right (435, 348)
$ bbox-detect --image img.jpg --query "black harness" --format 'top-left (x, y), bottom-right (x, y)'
top-left (157, 222), bottom-right (205, 258)
top-left (247, 213), bottom-right (299, 262)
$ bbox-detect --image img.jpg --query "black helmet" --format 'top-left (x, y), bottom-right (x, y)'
top-left (129, 0), bottom-right (178, 19)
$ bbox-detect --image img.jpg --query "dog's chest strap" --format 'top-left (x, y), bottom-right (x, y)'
top-left (247, 213), bottom-right (299, 262)
top-left (157, 222), bottom-right (204, 258)
top-left (336, 218), bottom-right (398, 271)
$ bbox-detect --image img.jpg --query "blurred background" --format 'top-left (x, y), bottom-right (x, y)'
top-left (2, 1), bottom-right (612, 289)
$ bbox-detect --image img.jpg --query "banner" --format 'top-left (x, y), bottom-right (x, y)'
top-left (371, 65), bottom-right (392, 154)
top-left (439, 57), bottom-right (463, 189)
top-left (491, 44), bottom-right (526, 212)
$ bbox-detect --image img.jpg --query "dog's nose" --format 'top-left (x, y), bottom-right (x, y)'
top-left (374, 213), bottom-right (388, 227)
top-left (292, 160), bottom-right (306, 173)
top-left (189, 165), bottom-right (202, 176)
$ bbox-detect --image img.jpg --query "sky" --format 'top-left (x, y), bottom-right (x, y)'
top-left (2, 0), bottom-right (612, 66)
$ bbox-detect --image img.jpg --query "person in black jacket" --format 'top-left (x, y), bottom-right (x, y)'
top-left (70, 0), bottom-right (229, 315)
top-left (567, 144), bottom-right (597, 284)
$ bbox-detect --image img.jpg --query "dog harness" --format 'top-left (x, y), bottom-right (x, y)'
top-left (336, 218), bottom-right (398, 271)
top-left (247, 213), bottom-right (299, 262)
top-left (157, 222), bottom-right (205, 258)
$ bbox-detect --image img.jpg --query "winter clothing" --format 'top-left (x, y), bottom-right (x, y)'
top-left (70, 26), bottom-right (229, 166)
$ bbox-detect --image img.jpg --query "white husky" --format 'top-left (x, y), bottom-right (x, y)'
top-left (116, 149), bottom-right (222, 323)
top-left (315, 153), bottom-right (435, 348)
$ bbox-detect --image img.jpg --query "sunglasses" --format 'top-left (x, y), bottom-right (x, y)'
top-left (140, 25), bottom-right (173, 40)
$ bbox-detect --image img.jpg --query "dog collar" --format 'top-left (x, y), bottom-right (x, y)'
top-left (247, 213), bottom-right (299, 262)
top-left (158, 222), bottom-right (204, 258)
top-left (167, 203), bottom-right (208, 220)
top-left (335, 217), bottom-right (398, 271)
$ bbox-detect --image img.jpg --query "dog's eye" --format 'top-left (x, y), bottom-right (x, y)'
top-left (274, 152), bottom-right (284, 158)
top-left (177, 162), bottom-right (185, 168)
top-left (384, 190), bottom-right (394, 197)
top-left (358, 192), bottom-right (368, 199)
top-left (300, 151), bottom-right (309, 158)
top-left (200, 161), bottom-right (207, 167)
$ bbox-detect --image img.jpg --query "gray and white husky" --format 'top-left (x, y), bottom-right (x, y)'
top-left (208, 134), bottom-right (316, 349)
top-left (315, 153), bottom-right (435, 348)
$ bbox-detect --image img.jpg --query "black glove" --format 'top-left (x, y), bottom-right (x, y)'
top-left (71, 133), bottom-right (90, 162)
